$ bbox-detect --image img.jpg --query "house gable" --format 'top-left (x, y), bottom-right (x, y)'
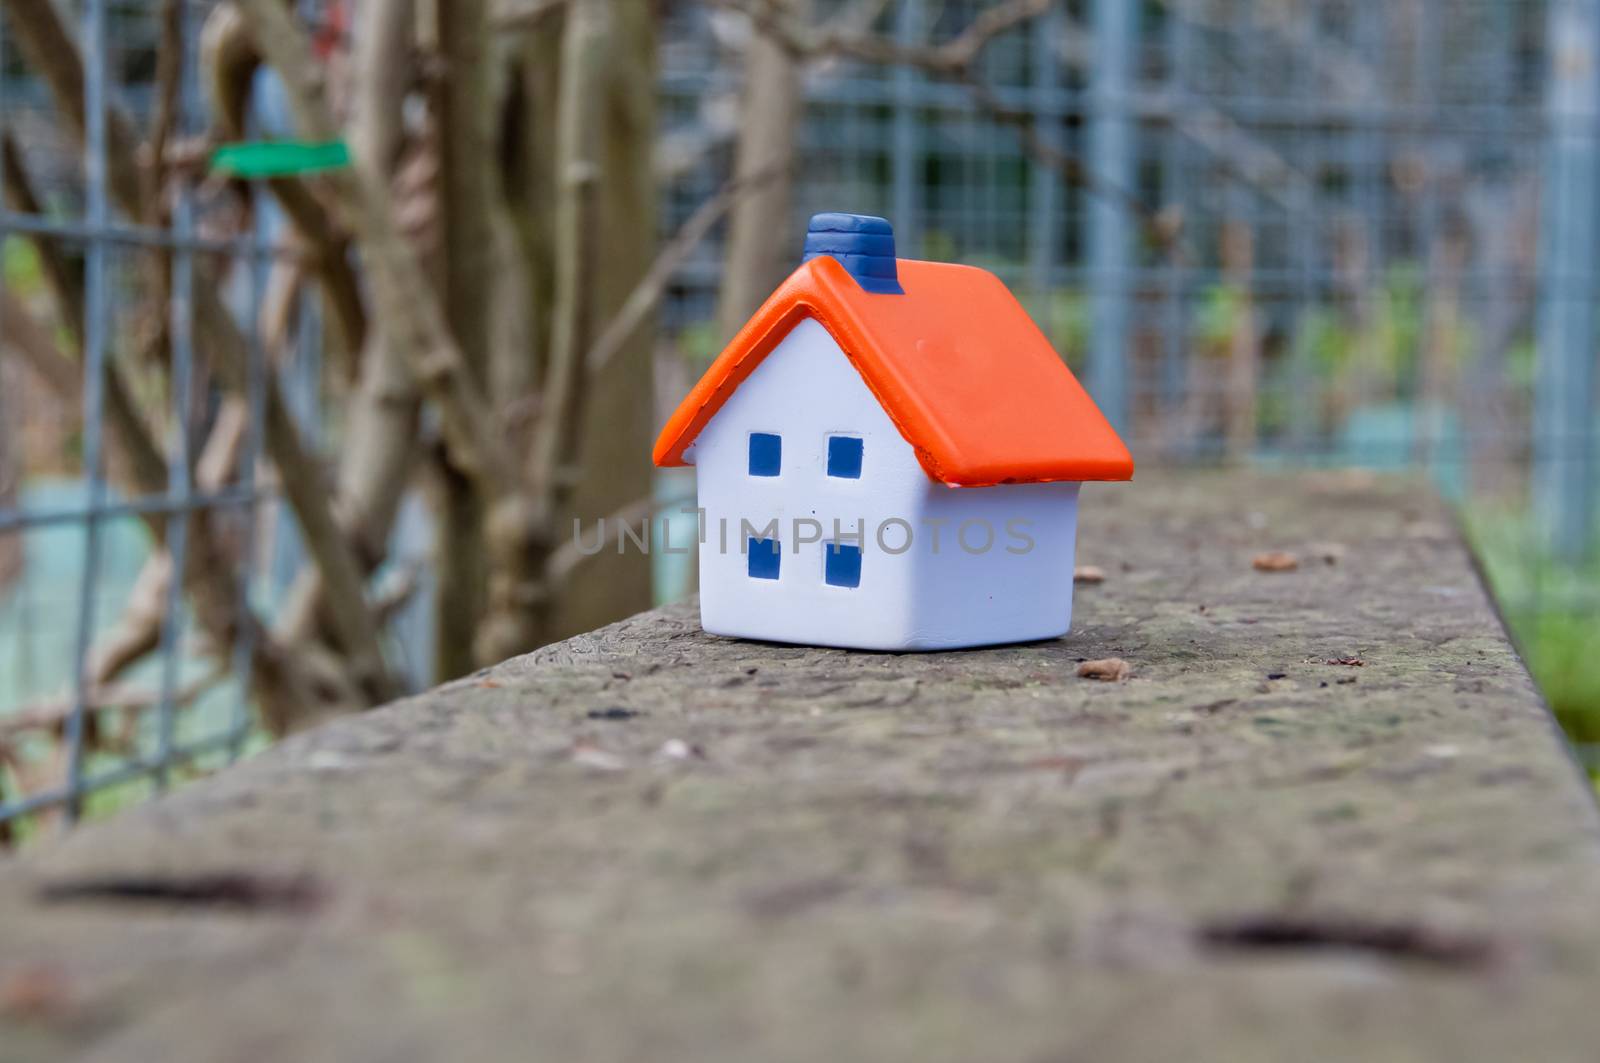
top-left (688, 315), bottom-right (922, 487)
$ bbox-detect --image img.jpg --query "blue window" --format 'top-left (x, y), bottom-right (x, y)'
top-left (824, 542), bottom-right (862, 588)
top-left (748, 536), bottom-right (781, 580)
top-left (749, 433), bottom-right (781, 477)
top-left (827, 435), bottom-right (863, 479)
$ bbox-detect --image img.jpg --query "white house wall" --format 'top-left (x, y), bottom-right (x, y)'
top-left (912, 480), bottom-right (1080, 648)
top-left (688, 317), bottom-right (927, 649)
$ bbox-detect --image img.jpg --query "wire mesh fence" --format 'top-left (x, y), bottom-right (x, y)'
top-left (0, 0), bottom-right (274, 833)
top-left (2, 0), bottom-right (1597, 834)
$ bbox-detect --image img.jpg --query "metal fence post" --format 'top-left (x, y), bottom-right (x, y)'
top-left (1536, 0), bottom-right (1599, 561)
top-left (889, 0), bottom-right (922, 255)
top-left (1086, 0), bottom-right (1137, 435)
top-left (1159, 2), bottom-right (1190, 420)
top-left (154, 0), bottom-right (199, 791)
top-left (61, 0), bottom-right (113, 825)
top-left (1027, 5), bottom-right (1063, 295)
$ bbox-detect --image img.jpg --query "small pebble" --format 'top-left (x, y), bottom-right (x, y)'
top-left (0, 965), bottom-right (72, 1019)
top-left (656, 739), bottom-right (705, 761)
top-left (307, 750), bottom-right (352, 772)
top-left (571, 744), bottom-right (627, 772)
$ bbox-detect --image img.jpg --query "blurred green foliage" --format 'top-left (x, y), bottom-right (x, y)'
top-left (3, 234), bottom-right (44, 293)
top-left (1466, 510), bottom-right (1600, 745)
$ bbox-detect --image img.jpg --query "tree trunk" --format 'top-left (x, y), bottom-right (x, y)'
top-left (1416, 223), bottom-right (1467, 469)
top-left (545, 0), bottom-right (657, 641)
top-left (0, 360), bottom-right (21, 595)
top-left (715, 0), bottom-right (806, 346)
top-left (1221, 218), bottom-right (1258, 462)
top-left (497, 20), bottom-right (563, 413)
top-left (430, 0), bottom-right (497, 682)
top-left (275, 0), bottom-right (421, 658)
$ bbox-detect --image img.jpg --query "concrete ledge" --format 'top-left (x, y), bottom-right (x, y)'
top-left (4, 470), bottom-right (1600, 1062)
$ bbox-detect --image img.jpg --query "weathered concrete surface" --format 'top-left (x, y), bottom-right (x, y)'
top-left (4, 470), bottom-right (1600, 1062)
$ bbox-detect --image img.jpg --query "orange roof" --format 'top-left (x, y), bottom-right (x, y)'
top-left (653, 255), bottom-right (1134, 486)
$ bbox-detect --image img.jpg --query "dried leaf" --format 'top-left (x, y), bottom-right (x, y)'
top-left (1073, 565), bottom-right (1106, 584)
top-left (1076, 658), bottom-right (1131, 682)
top-left (0, 965), bottom-right (71, 1019)
top-left (1252, 551), bottom-right (1299, 572)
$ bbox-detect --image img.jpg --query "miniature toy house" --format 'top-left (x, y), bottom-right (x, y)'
top-left (654, 213), bottom-right (1133, 650)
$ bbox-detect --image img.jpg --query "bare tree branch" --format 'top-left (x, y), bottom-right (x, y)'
top-left (234, 0), bottom-right (521, 499)
top-left (545, 494), bottom-right (659, 586)
top-left (527, 0), bottom-right (607, 509)
top-left (88, 551), bottom-right (172, 687)
top-left (273, 0), bottom-right (424, 655)
top-left (716, 0), bottom-right (806, 344)
top-left (709, 0), bottom-right (1182, 256)
top-left (1, 135), bottom-right (84, 323)
top-left (956, 75), bottom-right (1185, 256)
top-left (195, 396), bottom-right (250, 491)
top-left (3, 136), bottom-right (178, 495)
top-left (712, 0), bottom-right (1048, 69)
top-left (347, 0), bottom-right (415, 176)
top-left (0, 289), bottom-right (81, 397)
top-left (257, 253), bottom-right (308, 363)
top-left (1162, 0), bottom-right (1380, 107)
top-left (474, 0), bottom-right (615, 664)
top-left (722, 0), bottom-right (1310, 250)
top-left (143, 0), bottom-right (182, 222)
top-left (0, 670), bottom-right (226, 739)
top-left (0, 744), bottom-right (13, 844)
top-left (430, 0), bottom-right (498, 680)
top-left (818, 0), bottom-right (895, 40)
top-left (201, 2), bottom-right (369, 362)
top-left (494, 0), bottom-right (567, 32)
top-left (2, 0), bottom-right (146, 219)
top-left (3, 0), bottom-right (394, 707)
top-left (587, 164), bottom-right (786, 376)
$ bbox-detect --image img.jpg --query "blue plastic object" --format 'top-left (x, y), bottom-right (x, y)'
top-left (748, 537), bottom-right (781, 580)
top-left (824, 542), bottom-right (863, 588)
top-left (827, 435), bottom-right (864, 478)
top-left (748, 432), bottom-right (782, 476)
top-left (802, 213), bottom-right (903, 295)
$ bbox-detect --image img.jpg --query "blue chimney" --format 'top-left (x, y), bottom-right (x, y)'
top-left (802, 213), bottom-right (903, 295)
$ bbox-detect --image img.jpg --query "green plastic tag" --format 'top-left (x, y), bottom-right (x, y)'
top-left (210, 140), bottom-right (351, 177)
